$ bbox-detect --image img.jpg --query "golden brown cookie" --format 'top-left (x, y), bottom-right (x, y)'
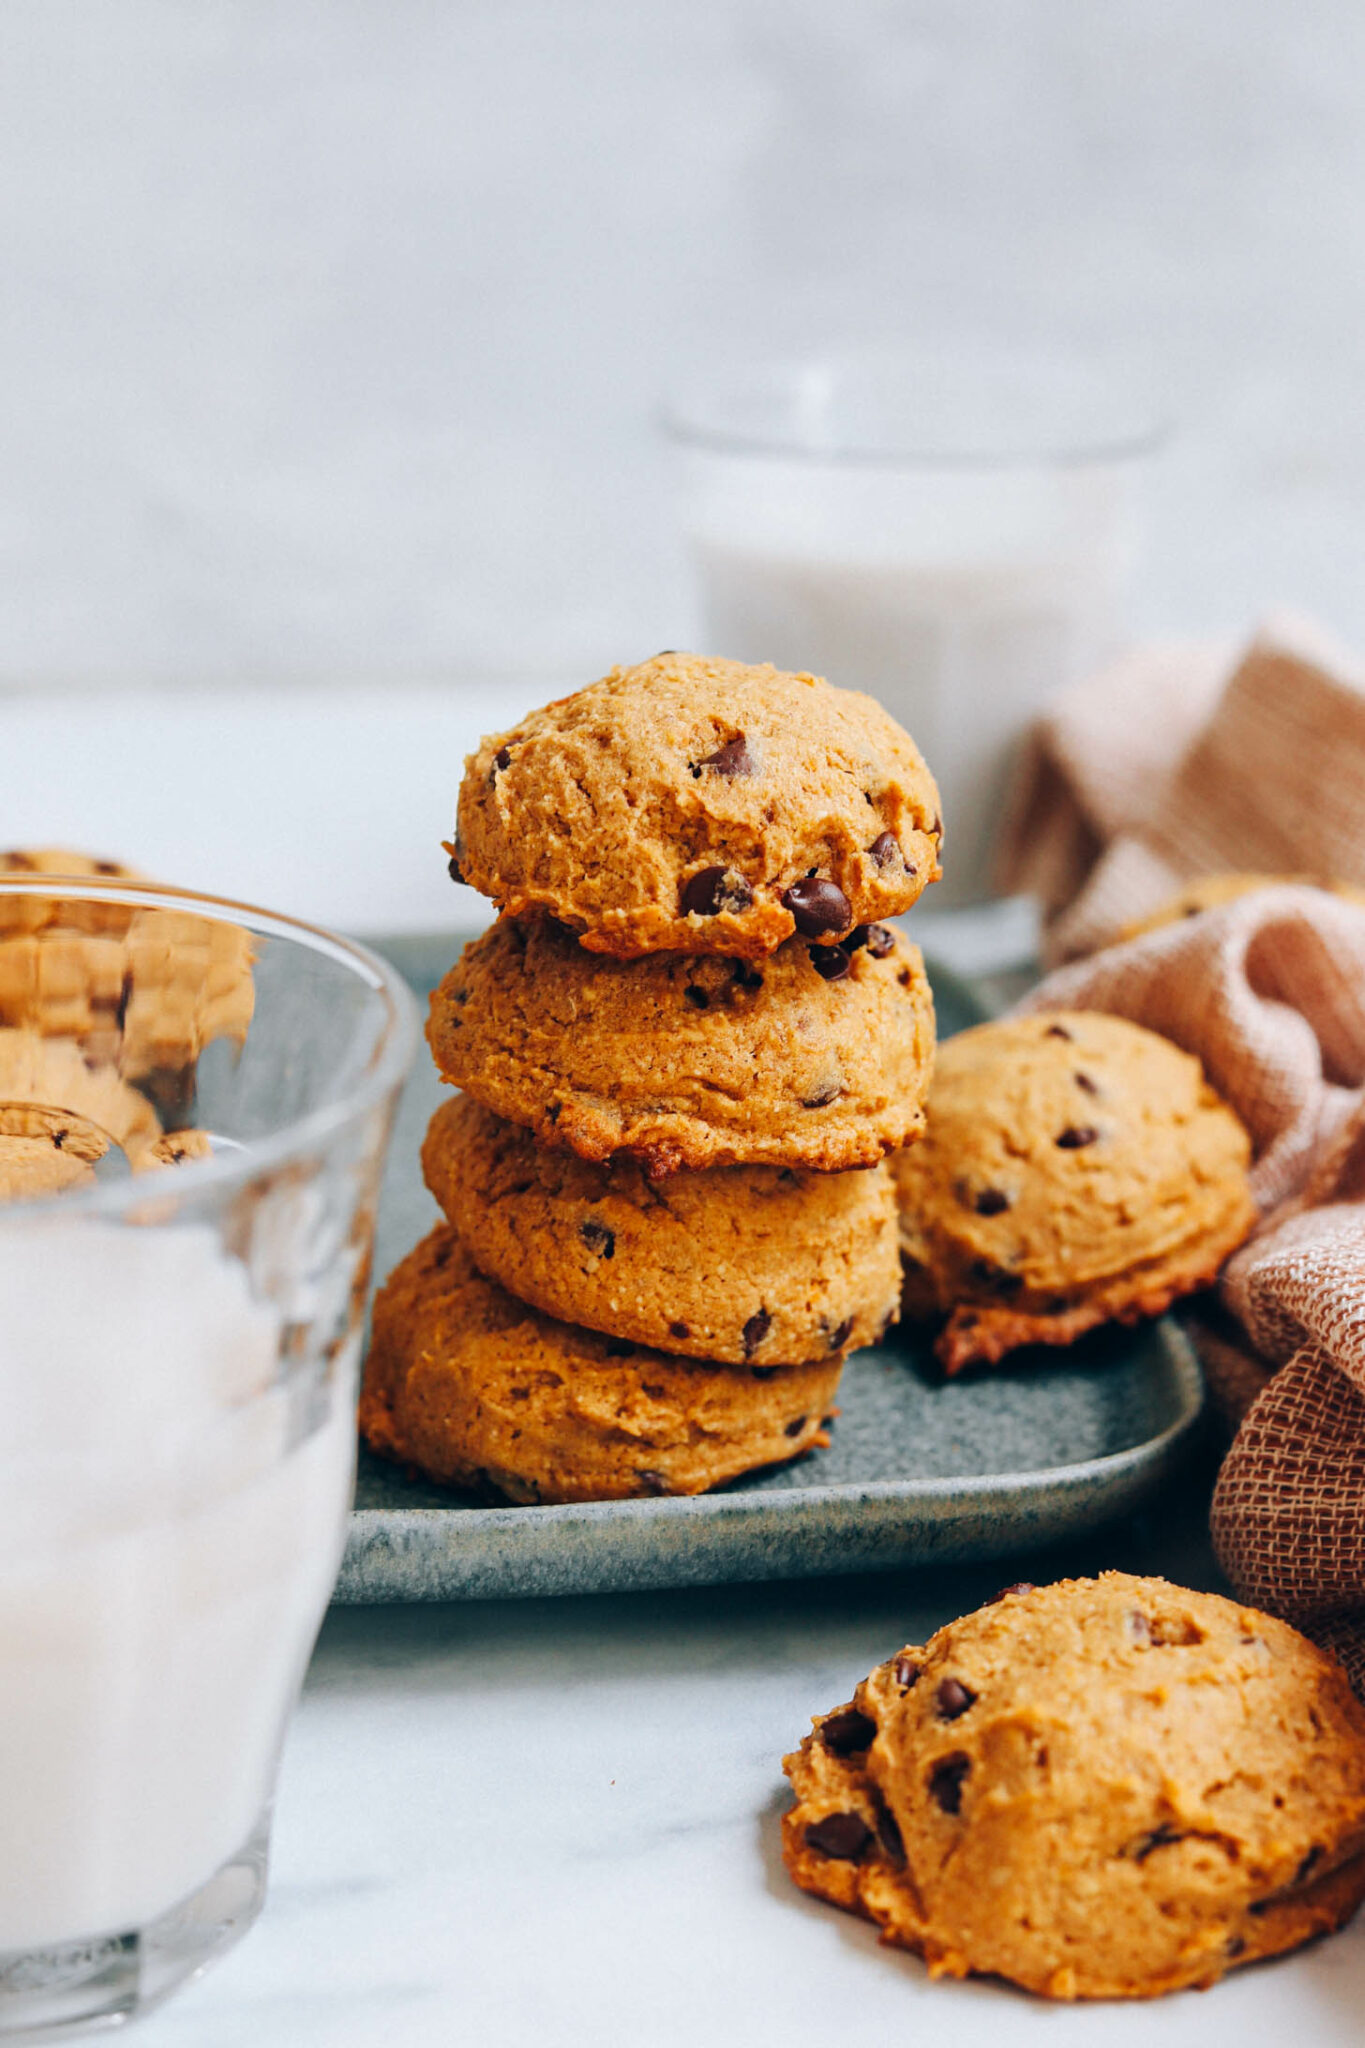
top-left (782, 1574), bottom-right (1365, 1999)
top-left (1120, 871), bottom-right (1365, 941)
top-left (453, 653), bottom-right (941, 958)
top-left (361, 1226), bottom-right (843, 1504)
top-left (891, 1010), bottom-right (1254, 1372)
top-left (0, 1132), bottom-right (101, 1201)
top-left (0, 1029), bottom-right (162, 1160)
top-left (0, 851), bottom-right (254, 1085)
top-left (421, 1094), bottom-right (901, 1365)
top-left (428, 915), bottom-right (935, 1177)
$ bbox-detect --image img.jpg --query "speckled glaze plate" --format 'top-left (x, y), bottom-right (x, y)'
top-left (335, 931), bottom-right (1204, 1604)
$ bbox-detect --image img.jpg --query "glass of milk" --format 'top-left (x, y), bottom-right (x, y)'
top-left (665, 346), bottom-right (1162, 906)
top-left (0, 875), bottom-right (417, 2038)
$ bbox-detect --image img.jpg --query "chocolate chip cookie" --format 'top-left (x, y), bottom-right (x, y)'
top-left (361, 1226), bottom-right (843, 1503)
top-left (892, 1010), bottom-right (1254, 1372)
top-left (1121, 871), bottom-right (1365, 941)
top-left (427, 914), bottom-right (935, 1177)
top-left (421, 1093), bottom-right (900, 1364)
top-left (783, 1574), bottom-right (1365, 1999)
top-left (452, 653), bottom-right (941, 957)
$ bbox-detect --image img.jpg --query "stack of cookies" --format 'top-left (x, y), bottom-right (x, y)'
top-left (361, 652), bottom-right (943, 1505)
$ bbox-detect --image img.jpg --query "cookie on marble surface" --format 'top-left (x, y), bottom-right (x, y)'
top-left (891, 1010), bottom-right (1254, 1373)
top-left (421, 1093), bottom-right (900, 1365)
top-left (427, 914), bottom-right (935, 1177)
top-left (452, 652), bottom-right (941, 958)
top-left (1120, 871), bottom-right (1365, 941)
top-left (361, 1225), bottom-right (843, 1504)
top-left (782, 1573), bottom-right (1365, 1999)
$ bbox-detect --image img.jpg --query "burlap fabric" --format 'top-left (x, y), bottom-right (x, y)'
top-left (1005, 630), bottom-right (1365, 1686)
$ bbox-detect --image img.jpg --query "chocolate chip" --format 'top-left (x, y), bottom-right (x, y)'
top-left (94, 858), bottom-right (121, 875)
top-left (893, 1656), bottom-right (921, 1691)
top-left (52, 1129), bottom-right (66, 1150)
top-left (1045, 1022), bottom-right (1073, 1041)
top-left (670, 1321), bottom-right (690, 1340)
top-left (868, 832), bottom-right (901, 868)
top-left (928, 1754), bottom-right (970, 1814)
top-left (579, 1219), bottom-right (615, 1259)
top-left (731, 961), bottom-right (764, 991)
top-left (784, 1414), bottom-right (809, 1438)
top-left (447, 855), bottom-right (465, 884)
top-left (829, 1317), bottom-right (854, 1351)
top-left (697, 734), bottom-right (755, 778)
top-left (864, 923), bottom-right (895, 957)
top-left (804, 1812), bottom-right (872, 1862)
top-left (684, 985), bottom-right (709, 1009)
top-left (801, 1078), bottom-right (842, 1108)
top-left (1295, 1845), bottom-right (1324, 1885)
top-left (1055, 1125), bottom-right (1098, 1149)
top-left (809, 943), bottom-right (852, 982)
top-left (989, 1582), bottom-right (1035, 1602)
top-left (973, 1187), bottom-right (1010, 1216)
top-left (1074, 1071), bottom-right (1098, 1095)
top-left (2, 851), bottom-right (34, 869)
top-left (635, 1469), bottom-right (670, 1494)
top-left (1225, 1935), bottom-right (1246, 1958)
top-left (820, 1709), bottom-right (877, 1756)
top-left (783, 878), bottom-right (853, 937)
top-left (935, 1678), bottom-right (976, 1720)
top-left (742, 1309), bottom-right (771, 1359)
top-left (493, 745), bottom-right (511, 771)
top-left (680, 866), bottom-right (753, 917)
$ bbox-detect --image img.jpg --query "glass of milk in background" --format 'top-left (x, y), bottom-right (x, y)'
top-left (0, 877), bottom-right (416, 2038)
top-left (665, 347), bottom-right (1162, 909)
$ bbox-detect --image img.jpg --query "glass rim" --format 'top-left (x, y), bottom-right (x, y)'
top-left (660, 349), bottom-right (1170, 471)
top-left (0, 875), bottom-right (421, 1223)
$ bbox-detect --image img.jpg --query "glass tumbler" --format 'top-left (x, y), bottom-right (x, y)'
top-left (0, 876), bottom-right (418, 2037)
top-left (665, 346), bottom-right (1164, 906)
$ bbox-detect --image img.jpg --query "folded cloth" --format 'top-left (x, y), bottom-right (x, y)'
top-left (1017, 888), bottom-right (1365, 1690)
top-left (996, 614), bottom-right (1365, 963)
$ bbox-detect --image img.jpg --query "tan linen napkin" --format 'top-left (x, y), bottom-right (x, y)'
top-left (996, 615), bottom-right (1365, 963)
top-left (1016, 888), bottom-right (1365, 1689)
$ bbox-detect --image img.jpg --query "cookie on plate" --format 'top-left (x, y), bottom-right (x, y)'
top-left (1120, 871), bottom-right (1365, 941)
top-left (361, 1226), bottom-right (843, 1504)
top-left (891, 1011), bottom-right (1254, 1372)
top-left (428, 914), bottom-right (935, 1177)
top-left (452, 652), bottom-right (941, 958)
top-left (783, 1574), bottom-right (1365, 1999)
top-left (421, 1094), bottom-right (901, 1365)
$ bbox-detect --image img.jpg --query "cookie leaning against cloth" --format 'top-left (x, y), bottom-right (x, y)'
top-left (452, 652), bottom-right (942, 958)
top-left (783, 1574), bottom-right (1365, 1999)
top-left (422, 1094), bottom-right (901, 1365)
top-left (428, 914), bottom-right (935, 1176)
top-left (892, 1010), bottom-right (1254, 1372)
top-left (361, 1227), bottom-right (842, 1504)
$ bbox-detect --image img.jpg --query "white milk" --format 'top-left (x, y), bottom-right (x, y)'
top-left (0, 1220), bottom-right (354, 1950)
top-left (685, 456), bottom-right (1136, 904)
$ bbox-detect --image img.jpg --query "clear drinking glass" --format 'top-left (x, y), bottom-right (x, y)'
top-left (0, 876), bottom-right (418, 2038)
top-left (664, 346), bottom-right (1164, 906)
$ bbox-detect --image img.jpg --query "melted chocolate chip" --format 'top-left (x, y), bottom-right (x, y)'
top-left (680, 866), bottom-right (753, 918)
top-left (731, 961), bottom-right (764, 991)
top-left (784, 1414), bottom-right (808, 1437)
top-left (684, 985), bottom-right (709, 1009)
top-left (820, 1708), bottom-right (877, 1756)
top-left (670, 1321), bottom-right (690, 1341)
top-left (973, 1187), bottom-right (1010, 1216)
top-left (868, 831), bottom-right (901, 868)
top-left (804, 1812), bottom-right (872, 1862)
top-left (829, 1317), bottom-right (854, 1351)
top-left (864, 923), bottom-right (896, 957)
top-left (1074, 1071), bottom-right (1098, 1095)
top-left (894, 1656), bottom-right (921, 1691)
top-left (697, 734), bottom-right (755, 778)
top-left (493, 745), bottom-right (511, 771)
top-left (1045, 1022), bottom-right (1073, 1040)
top-left (447, 855), bottom-right (465, 884)
top-left (742, 1309), bottom-right (771, 1359)
top-left (935, 1678), bottom-right (976, 1720)
top-left (928, 1754), bottom-right (970, 1814)
top-left (809, 943), bottom-right (852, 982)
top-left (801, 1078), bottom-right (843, 1109)
top-left (1055, 1124), bottom-right (1098, 1149)
top-left (635, 1469), bottom-right (670, 1495)
top-left (579, 1219), bottom-right (615, 1259)
top-left (783, 878), bottom-right (853, 937)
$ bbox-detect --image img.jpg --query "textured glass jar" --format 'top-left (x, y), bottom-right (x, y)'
top-left (0, 876), bottom-right (417, 2038)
